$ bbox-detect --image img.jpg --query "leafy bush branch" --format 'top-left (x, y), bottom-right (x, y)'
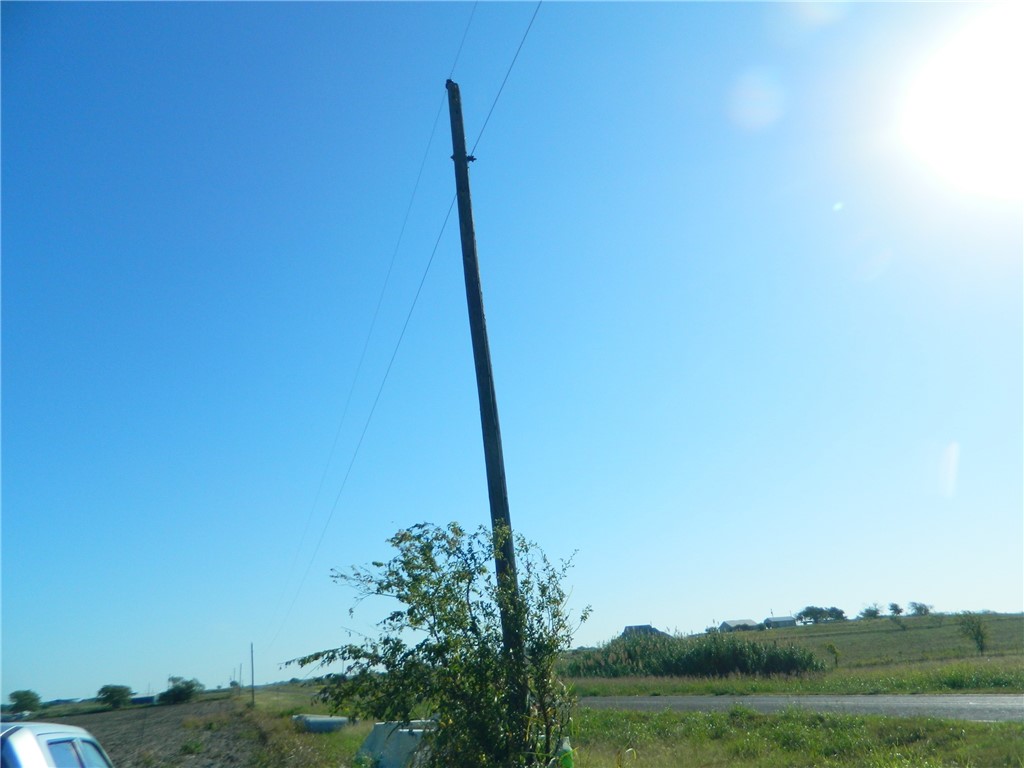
top-left (293, 522), bottom-right (588, 768)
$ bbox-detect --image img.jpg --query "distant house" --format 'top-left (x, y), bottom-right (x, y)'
top-left (621, 624), bottom-right (670, 639)
top-left (719, 619), bottom-right (760, 632)
top-left (763, 616), bottom-right (797, 629)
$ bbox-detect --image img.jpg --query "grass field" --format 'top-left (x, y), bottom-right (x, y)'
top-left (570, 706), bottom-right (1024, 767)
top-left (566, 613), bottom-right (1024, 696)
top-left (19, 613), bottom-right (1024, 766)
top-left (35, 675), bottom-right (1024, 767)
top-left (570, 656), bottom-right (1024, 697)
top-left (243, 685), bottom-right (1024, 767)
top-left (771, 613), bottom-right (1023, 668)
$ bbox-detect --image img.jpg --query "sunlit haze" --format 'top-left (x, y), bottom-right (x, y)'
top-left (900, 2), bottom-right (1023, 200)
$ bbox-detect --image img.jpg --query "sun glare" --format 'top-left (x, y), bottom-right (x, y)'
top-left (900, 3), bottom-right (1023, 200)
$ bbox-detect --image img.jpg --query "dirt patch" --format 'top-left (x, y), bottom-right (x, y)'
top-left (54, 697), bottom-right (263, 768)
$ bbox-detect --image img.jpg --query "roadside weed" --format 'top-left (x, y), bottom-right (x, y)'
top-left (570, 707), bottom-right (1024, 767)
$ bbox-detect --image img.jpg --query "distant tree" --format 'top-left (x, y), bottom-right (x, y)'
top-left (9, 690), bottom-right (41, 712)
top-left (859, 604), bottom-right (882, 619)
top-left (908, 602), bottom-right (932, 616)
top-left (97, 685), bottom-right (134, 709)
top-left (889, 603), bottom-right (903, 617)
top-left (797, 606), bottom-right (827, 624)
top-left (798, 606), bottom-right (848, 623)
top-left (956, 613), bottom-right (989, 654)
top-left (158, 677), bottom-right (204, 705)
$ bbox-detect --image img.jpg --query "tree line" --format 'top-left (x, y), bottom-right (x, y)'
top-left (4, 677), bottom-right (205, 715)
top-left (793, 602), bottom-right (934, 623)
top-left (857, 602), bottom-right (933, 620)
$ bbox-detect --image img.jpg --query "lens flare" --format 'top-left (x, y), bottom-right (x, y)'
top-left (729, 68), bottom-right (786, 132)
top-left (900, 3), bottom-right (1023, 200)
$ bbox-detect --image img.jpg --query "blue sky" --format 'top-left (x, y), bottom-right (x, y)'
top-left (3, 1), bottom-right (1021, 702)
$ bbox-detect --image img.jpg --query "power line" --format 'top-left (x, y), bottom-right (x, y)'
top-left (264, 95), bottom-right (448, 648)
top-left (264, 5), bottom-right (479, 652)
top-left (266, 0), bottom-right (541, 661)
top-left (450, 1), bottom-right (479, 79)
top-left (472, 1), bottom-right (542, 155)
top-left (273, 196), bottom-right (458, 650)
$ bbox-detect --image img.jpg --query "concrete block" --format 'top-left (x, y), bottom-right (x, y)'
top-left (291, 714), bottom-right (351, 733)
top-left (357, 720), bottom-right (434, 768)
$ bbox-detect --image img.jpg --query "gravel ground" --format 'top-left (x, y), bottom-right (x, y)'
top-left (54, 697), bottom-right (262, 768)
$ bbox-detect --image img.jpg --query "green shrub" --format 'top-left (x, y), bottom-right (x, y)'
top-left (294, 522), bottom-right (588, 768)
top-left (957, 613), bottom-right (989, 654)
top-left (97, 684), bottom-right (133, 709)
top-left (8, 690), bottom-right (41, 712)
top-left (159, 677), bottom-right (204, 705)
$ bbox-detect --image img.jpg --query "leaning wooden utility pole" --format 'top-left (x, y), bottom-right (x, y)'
top-left (446, 78), bottom-right (528, 765)
top-left (250, 642), bottom-right (255, 708)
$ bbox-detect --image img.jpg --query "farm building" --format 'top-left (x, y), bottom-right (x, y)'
top-left (719, 619), bottom-right (760, 632)
top-left (621, 624), bottom-right (671, 638)
top-left (764, 616), bottom-right (797, 629)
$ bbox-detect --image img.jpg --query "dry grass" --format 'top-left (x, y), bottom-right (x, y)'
top-left (242, 707), bottom-right (372, 768)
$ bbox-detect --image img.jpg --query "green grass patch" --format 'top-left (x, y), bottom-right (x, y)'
top-left (234, 685), bottom-right (1024, 767)
top-left (570, 706), bottom-right (1024, 767)
top-left (250, 682), bottom-right (336, 716)
top-left (572, 656), bottom-right (1024, 696)
top-left (777, 613), bottom-right (1024, 668)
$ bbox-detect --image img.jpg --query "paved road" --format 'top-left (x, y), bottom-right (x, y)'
top-left (580, 695), bottom-right (1024, 722)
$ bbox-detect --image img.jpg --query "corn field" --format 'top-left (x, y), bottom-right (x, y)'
top-left (562, 632), bottom-right (825, 678)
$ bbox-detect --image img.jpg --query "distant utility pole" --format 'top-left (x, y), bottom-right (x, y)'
top-left (250, 643), bottom-right (255, 707)
top-left (446, 78), bottom-right (528, 764)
